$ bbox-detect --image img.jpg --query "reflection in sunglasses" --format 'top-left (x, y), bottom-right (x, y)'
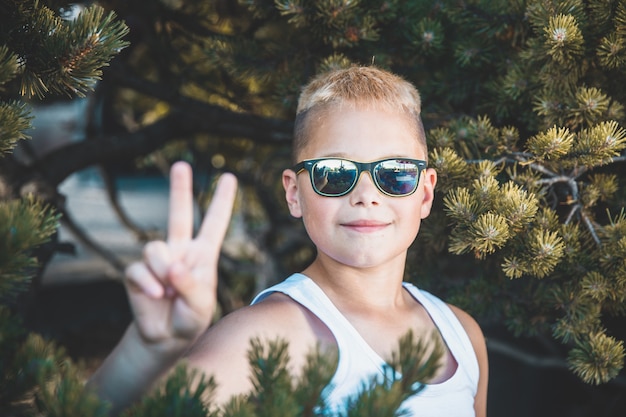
top-left (293, 158), bottom-right (426, 197)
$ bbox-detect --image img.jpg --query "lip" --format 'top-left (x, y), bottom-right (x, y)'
top-left (341, 220), bottom-right (390, 233)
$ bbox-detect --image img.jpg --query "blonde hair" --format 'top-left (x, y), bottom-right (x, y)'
top-left (293, 66), bottom-right (426, 161)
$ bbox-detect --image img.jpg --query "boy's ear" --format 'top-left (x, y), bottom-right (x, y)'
top-left (419, 168), bottom-right (438, 219)
top-left (282, 169), bottom-right (303, 218)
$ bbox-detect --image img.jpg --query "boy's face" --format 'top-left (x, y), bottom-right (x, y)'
top-left (282, 106), bottom-right (437, 269)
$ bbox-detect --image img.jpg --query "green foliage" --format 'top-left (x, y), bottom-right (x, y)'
top-left (0, 197), bottom-right (59, 297)
top-left (31, 337), bottom-right (110, 417)
top-left (246, 338), bottom-right (304, 416)
top-left (1, 1), bottom-right (130, 98)
top-left (0, 44), bottom-right (19, 86)
top-left (0, 100), bottom-right (32, 156)
top-left (443, 175), bottom-right (540, 261)
top-left (124, 332), bottom-right (441, 417)
top-left (0, 1), bottom-right (130, 415)
top-left (0, 320), bottom-right (110, 417)
top-left (568, 332), bottom-right (625, 385)
top-left (430, 110), bottom-right (626, 382)
top-left (122, 365), bottom-right (217, 417)
top-left (332, 331), bottom-right (441, 417)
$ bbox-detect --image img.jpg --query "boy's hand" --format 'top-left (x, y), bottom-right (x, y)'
top-left (124, 161), bottom-right (237, 352)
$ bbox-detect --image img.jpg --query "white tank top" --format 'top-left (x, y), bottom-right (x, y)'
top-left (251, 273), bottom-right (479, 417)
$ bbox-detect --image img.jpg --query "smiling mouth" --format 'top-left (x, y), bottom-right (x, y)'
top-left (341, 221), bottom-right (390, 232)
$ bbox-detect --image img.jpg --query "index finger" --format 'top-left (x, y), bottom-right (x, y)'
top-left (167, 161), bottom-right (194, 245)
top-left (196, 172), bottom-right (238, 250)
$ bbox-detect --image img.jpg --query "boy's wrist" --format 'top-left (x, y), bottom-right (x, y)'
top-left (125, 323), bottom-right (191, 365)
top-left (87, 323), bottom-right (192, 411)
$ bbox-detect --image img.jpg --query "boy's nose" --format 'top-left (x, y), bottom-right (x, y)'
top-left (348, 172), bottom-right (381, 205)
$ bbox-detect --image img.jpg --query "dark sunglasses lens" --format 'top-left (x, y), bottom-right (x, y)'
top-left (375, 160), bottom-right (419, 195)
top-left (312, 159), bottom-right (358, 195)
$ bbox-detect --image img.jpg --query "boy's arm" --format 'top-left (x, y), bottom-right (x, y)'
top-left (86, 162), bottom-right (238, 414)
top-left (87, 324), bottom-right (184, 414)
top-left (449, 305), bottom-right (489, 417)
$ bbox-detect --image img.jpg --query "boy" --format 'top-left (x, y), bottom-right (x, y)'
top-left (88, 66), bottom-right (488, 416)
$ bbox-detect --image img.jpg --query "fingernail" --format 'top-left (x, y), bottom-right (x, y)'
top-left (146, 284), bottom-right (163, 298)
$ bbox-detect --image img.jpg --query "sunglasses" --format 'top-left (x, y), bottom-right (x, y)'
top-left (292, 158), bottom-right (427, 197)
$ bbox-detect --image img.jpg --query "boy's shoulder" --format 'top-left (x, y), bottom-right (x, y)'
top-left (228, 291), bottom-right (316, 333)
top-left (445, 303), bottom-right (483, 338)
top-left (445, 302), bottom-right (487, 366)
top-left (184, 293), bottom-right (332, 402)
top-left (188, 292), bottom-right (333, 360)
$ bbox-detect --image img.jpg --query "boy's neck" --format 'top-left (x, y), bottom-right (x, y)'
top-left (302, 255), bottom-right (409, 311)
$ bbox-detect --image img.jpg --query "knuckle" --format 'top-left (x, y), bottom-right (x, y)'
top-left (125, 261), bottom-right (142, 279)
top-left (143, 240), bottom-right (168, 259)
top-left (124, 262), bottom-right (148, 287)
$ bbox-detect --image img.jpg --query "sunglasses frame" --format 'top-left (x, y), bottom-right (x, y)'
top-left (292, 157), bottom-right (427, 197)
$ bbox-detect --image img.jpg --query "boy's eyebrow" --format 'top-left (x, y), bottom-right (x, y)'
top-left (314, 153), bottom-right (420, 160)
top-left (317, 152), bottom-right (350, 158)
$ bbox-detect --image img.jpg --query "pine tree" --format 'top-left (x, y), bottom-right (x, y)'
top-left (0, 1), bottom-right (127, 415)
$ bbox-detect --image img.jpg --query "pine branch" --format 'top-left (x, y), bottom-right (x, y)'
top-left (0, 45), bottom-right (19, 86)
top-left (0, 196), bottom-right (59, 297)
top-left (122, 364), bottom-right (217, 417)
top-left (568, 332), bottom-right (625, 385)
top-left (0, 101), bottom-right (32, 155)
top-left (13, 4), bottom-right (130, 98)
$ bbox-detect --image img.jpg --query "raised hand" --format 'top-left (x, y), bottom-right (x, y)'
top-left (124, 161), bottom-right (237, 350)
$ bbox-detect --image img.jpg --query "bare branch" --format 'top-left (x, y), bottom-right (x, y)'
top-left (536, 175), bottom-right (573, 185)
top-left (11, 106), bottom-right (292, 191)
top-left (487, 337), bottom-right (569, 370)
top-left (487, 337), bottom-right (626, 389)
top-left (564, 203), bottom-right (581, 224)
top-left (580, 210), bottom-right (602, 246)
top-left (57, 205), bottom-right (127, 273)
top-left (100, 166), bottom-right (161, 242)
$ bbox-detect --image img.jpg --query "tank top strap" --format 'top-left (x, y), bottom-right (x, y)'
top-left (252, 273), bottom-right (344, 329)
top-left (251, 273), bottom-right (387, 375)
top-left (402, 283), bottom-right (480, 391)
